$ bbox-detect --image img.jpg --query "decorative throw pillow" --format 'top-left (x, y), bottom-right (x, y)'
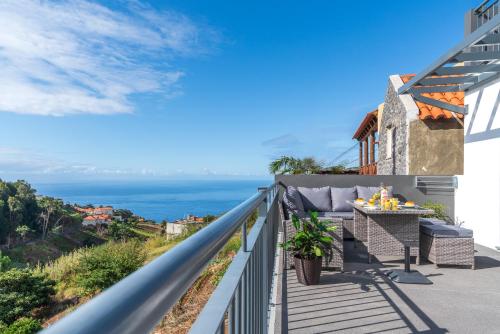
top-left (283, 186), bottom-right (306, 218)
top-left (356, 185), bottom-right (393, 200)
top-left (330, 187), bottom-right (356, 212)
top-left (297, 186), bottom-right (332, 212)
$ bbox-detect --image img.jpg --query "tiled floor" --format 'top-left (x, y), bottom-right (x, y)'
top-left (280, 241), bottom-right (500, 334)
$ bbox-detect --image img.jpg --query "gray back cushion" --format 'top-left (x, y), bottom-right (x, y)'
top-left (356, 185), bottom-right (393, 200)
top-left (283, 186), bottom-right (306, 218)
top-left (330, 187), bottom-right (356, 212)
top-left (298, 186), bottom-right (332, 212)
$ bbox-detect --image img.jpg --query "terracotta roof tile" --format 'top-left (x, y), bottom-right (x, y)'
top-left (400, 74), bottom-right (464, 120)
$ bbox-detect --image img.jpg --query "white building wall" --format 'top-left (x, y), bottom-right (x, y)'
top-left (165, 223), bottom-right (186, 236)
top-left (456, 78), bottom-right (500, 250)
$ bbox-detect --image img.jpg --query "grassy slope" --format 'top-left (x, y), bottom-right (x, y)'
top-left (5, 229), bottom-right (105, 266)
top-left (39, 215), bottom-right (255, 333)
top-left (5, 222), bottom-right (161, 267)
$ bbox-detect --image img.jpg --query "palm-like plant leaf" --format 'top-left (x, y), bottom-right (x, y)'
top-left (282, 212), bottom-right (335, 261)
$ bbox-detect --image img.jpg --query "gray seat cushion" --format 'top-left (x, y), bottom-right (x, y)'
top-left (317, 211), bottom-right (354, 220)
top-left (421, 224), bottom-right (473, 238)
top-left (330, 187), bottom-right (356, 212)
top-left (298, 186), bottom-right (332, 212)
top-left (419, 217), bottom-right (447, 225)
top-left (283, 186), bottom-right (306, 218)
top-left (356, 185), bottom-right (393, 200)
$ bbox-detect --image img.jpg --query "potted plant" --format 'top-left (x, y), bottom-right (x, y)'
top-left (281, 211), bottom-right (336, 285)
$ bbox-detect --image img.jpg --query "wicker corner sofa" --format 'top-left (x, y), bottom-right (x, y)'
top-left (278, 185), bottom-right (384, 271)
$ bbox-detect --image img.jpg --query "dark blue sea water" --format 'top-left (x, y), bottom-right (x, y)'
top-left (33, 179), bottom-right (271, 222)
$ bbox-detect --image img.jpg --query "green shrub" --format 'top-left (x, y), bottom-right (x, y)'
top-left (0, 268), bottom-right (55, 325)
top-left (1, 317), bottom-right (42, 334)
top-left (36, 248), bottom-right (86, 288)
top-left (74, 241), bottom-right (146, 296)
top-left (0, 251), bottom-right (11, 272)
top-left (421, 201), bottom-right (450, 222)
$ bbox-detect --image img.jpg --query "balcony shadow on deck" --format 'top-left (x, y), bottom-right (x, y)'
top-left (282, 242), bottom-right (446, 333)
top-left (279, 241), bottom-right (500, 334)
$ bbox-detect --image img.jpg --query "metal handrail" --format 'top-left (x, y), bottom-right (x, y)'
top-left (190, 183), bottom-right (280, 333)
top-left (41, 184), bottom-right (275, 334)
top-left (475, 0), bottom-right (498, 16)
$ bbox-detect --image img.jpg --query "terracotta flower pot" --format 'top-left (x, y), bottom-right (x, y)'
top-left (294, 255), bottom-right (322, 285)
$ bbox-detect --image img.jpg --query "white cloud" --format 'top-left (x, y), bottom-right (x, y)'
top-left (0, 0), bottom-right (215, 116)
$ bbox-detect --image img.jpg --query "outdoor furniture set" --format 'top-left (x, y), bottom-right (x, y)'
top-left (280, 185), bottom-right (475, 273)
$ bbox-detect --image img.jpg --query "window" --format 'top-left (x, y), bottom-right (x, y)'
top-left (386, 127), bottom-right (393, 159)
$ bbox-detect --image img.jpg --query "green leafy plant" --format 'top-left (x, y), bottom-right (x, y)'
top-left (324, 163), bottom-right (347, 174)
top-left (421, 201), bottom-right (451, 222)
top-left (0, 317), bottom-right (42, 334)
top-left (0, 251), bottom-right (11, 272)
top-left (73, 241), bottom-right (146, 296)
top-left (16, 225), bottom-right (31, 241)
top-left (0, 268), bottom-right (55, 325)
top-left (280, 212), bottom-right (336, 261)
top-left (269, 156), bottom-right (323, 175)
top-left (108, 221), bottom-right (135, 241)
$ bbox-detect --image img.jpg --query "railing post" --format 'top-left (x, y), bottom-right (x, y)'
top-left (241, 222), bottom-right (247, 252)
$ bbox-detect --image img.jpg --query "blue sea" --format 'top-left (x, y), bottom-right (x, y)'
top-left (33, 179), bottom-right (271, 222)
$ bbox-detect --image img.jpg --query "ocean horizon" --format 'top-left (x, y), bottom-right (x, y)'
top-left (33, 179), bottom-right (272, 222)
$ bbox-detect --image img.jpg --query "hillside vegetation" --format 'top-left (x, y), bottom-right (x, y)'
top-left (0, 178), bottom-right (248, 333)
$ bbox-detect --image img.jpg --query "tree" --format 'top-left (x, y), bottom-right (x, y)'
top-left (16, 225), bottom-right (30, 242)
top-left (203, 215), bottom-right (217, 223)
top-left (0, 199), bottom-right (7, 244)
top-left (108, 221), bottom-right (134, 241)
top-left (38, 197), bottom-right (63, 240)
top-left (324, 163), bottom-right (347, 174)
top-left (299, 157), bottom-right (323, 174)
top-left (0, 180), bottom-right (41, 244)
top-left (12, 181), bottom-right (39, 231)
top-left (7, 197), bottom-right (23, 248)
top-left (269, 156), bottom-right (323, 175)
top-left (269, 156), bottom-right (297, 175)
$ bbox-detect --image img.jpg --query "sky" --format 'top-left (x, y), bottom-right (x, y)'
top-left (0, 0), bottom-right (479, 182)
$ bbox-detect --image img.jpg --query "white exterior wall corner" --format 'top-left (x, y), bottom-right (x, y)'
top-left (456, 77), bottom-right (500, 250)
top-left (389, 75), bottom-right (419, 174)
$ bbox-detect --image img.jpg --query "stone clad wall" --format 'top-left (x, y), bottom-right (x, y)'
top-left (377, 75), bottom-right (463, 175)
top-left (408, 119), bottom-right (464, 175)
top-left (377, 79), bottom-right (409, 175)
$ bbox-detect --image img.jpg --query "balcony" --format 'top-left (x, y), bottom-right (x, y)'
top-left (360, 162), bottom-right (377, 176)
top-left (41, 176), bottom-right (500, 334)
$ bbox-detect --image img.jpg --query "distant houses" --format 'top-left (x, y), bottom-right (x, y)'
top-left (82, 214), bottom-right (113, 226)
top-left (75, 206), bottom-right (115, 226)
top-left (165, 214), bottom-right (211, 237)
top-left (185, 214), bottom-right (205, 223)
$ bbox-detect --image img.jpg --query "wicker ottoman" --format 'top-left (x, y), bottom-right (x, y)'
top-left (420, 232), bottom-right (475, 269)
